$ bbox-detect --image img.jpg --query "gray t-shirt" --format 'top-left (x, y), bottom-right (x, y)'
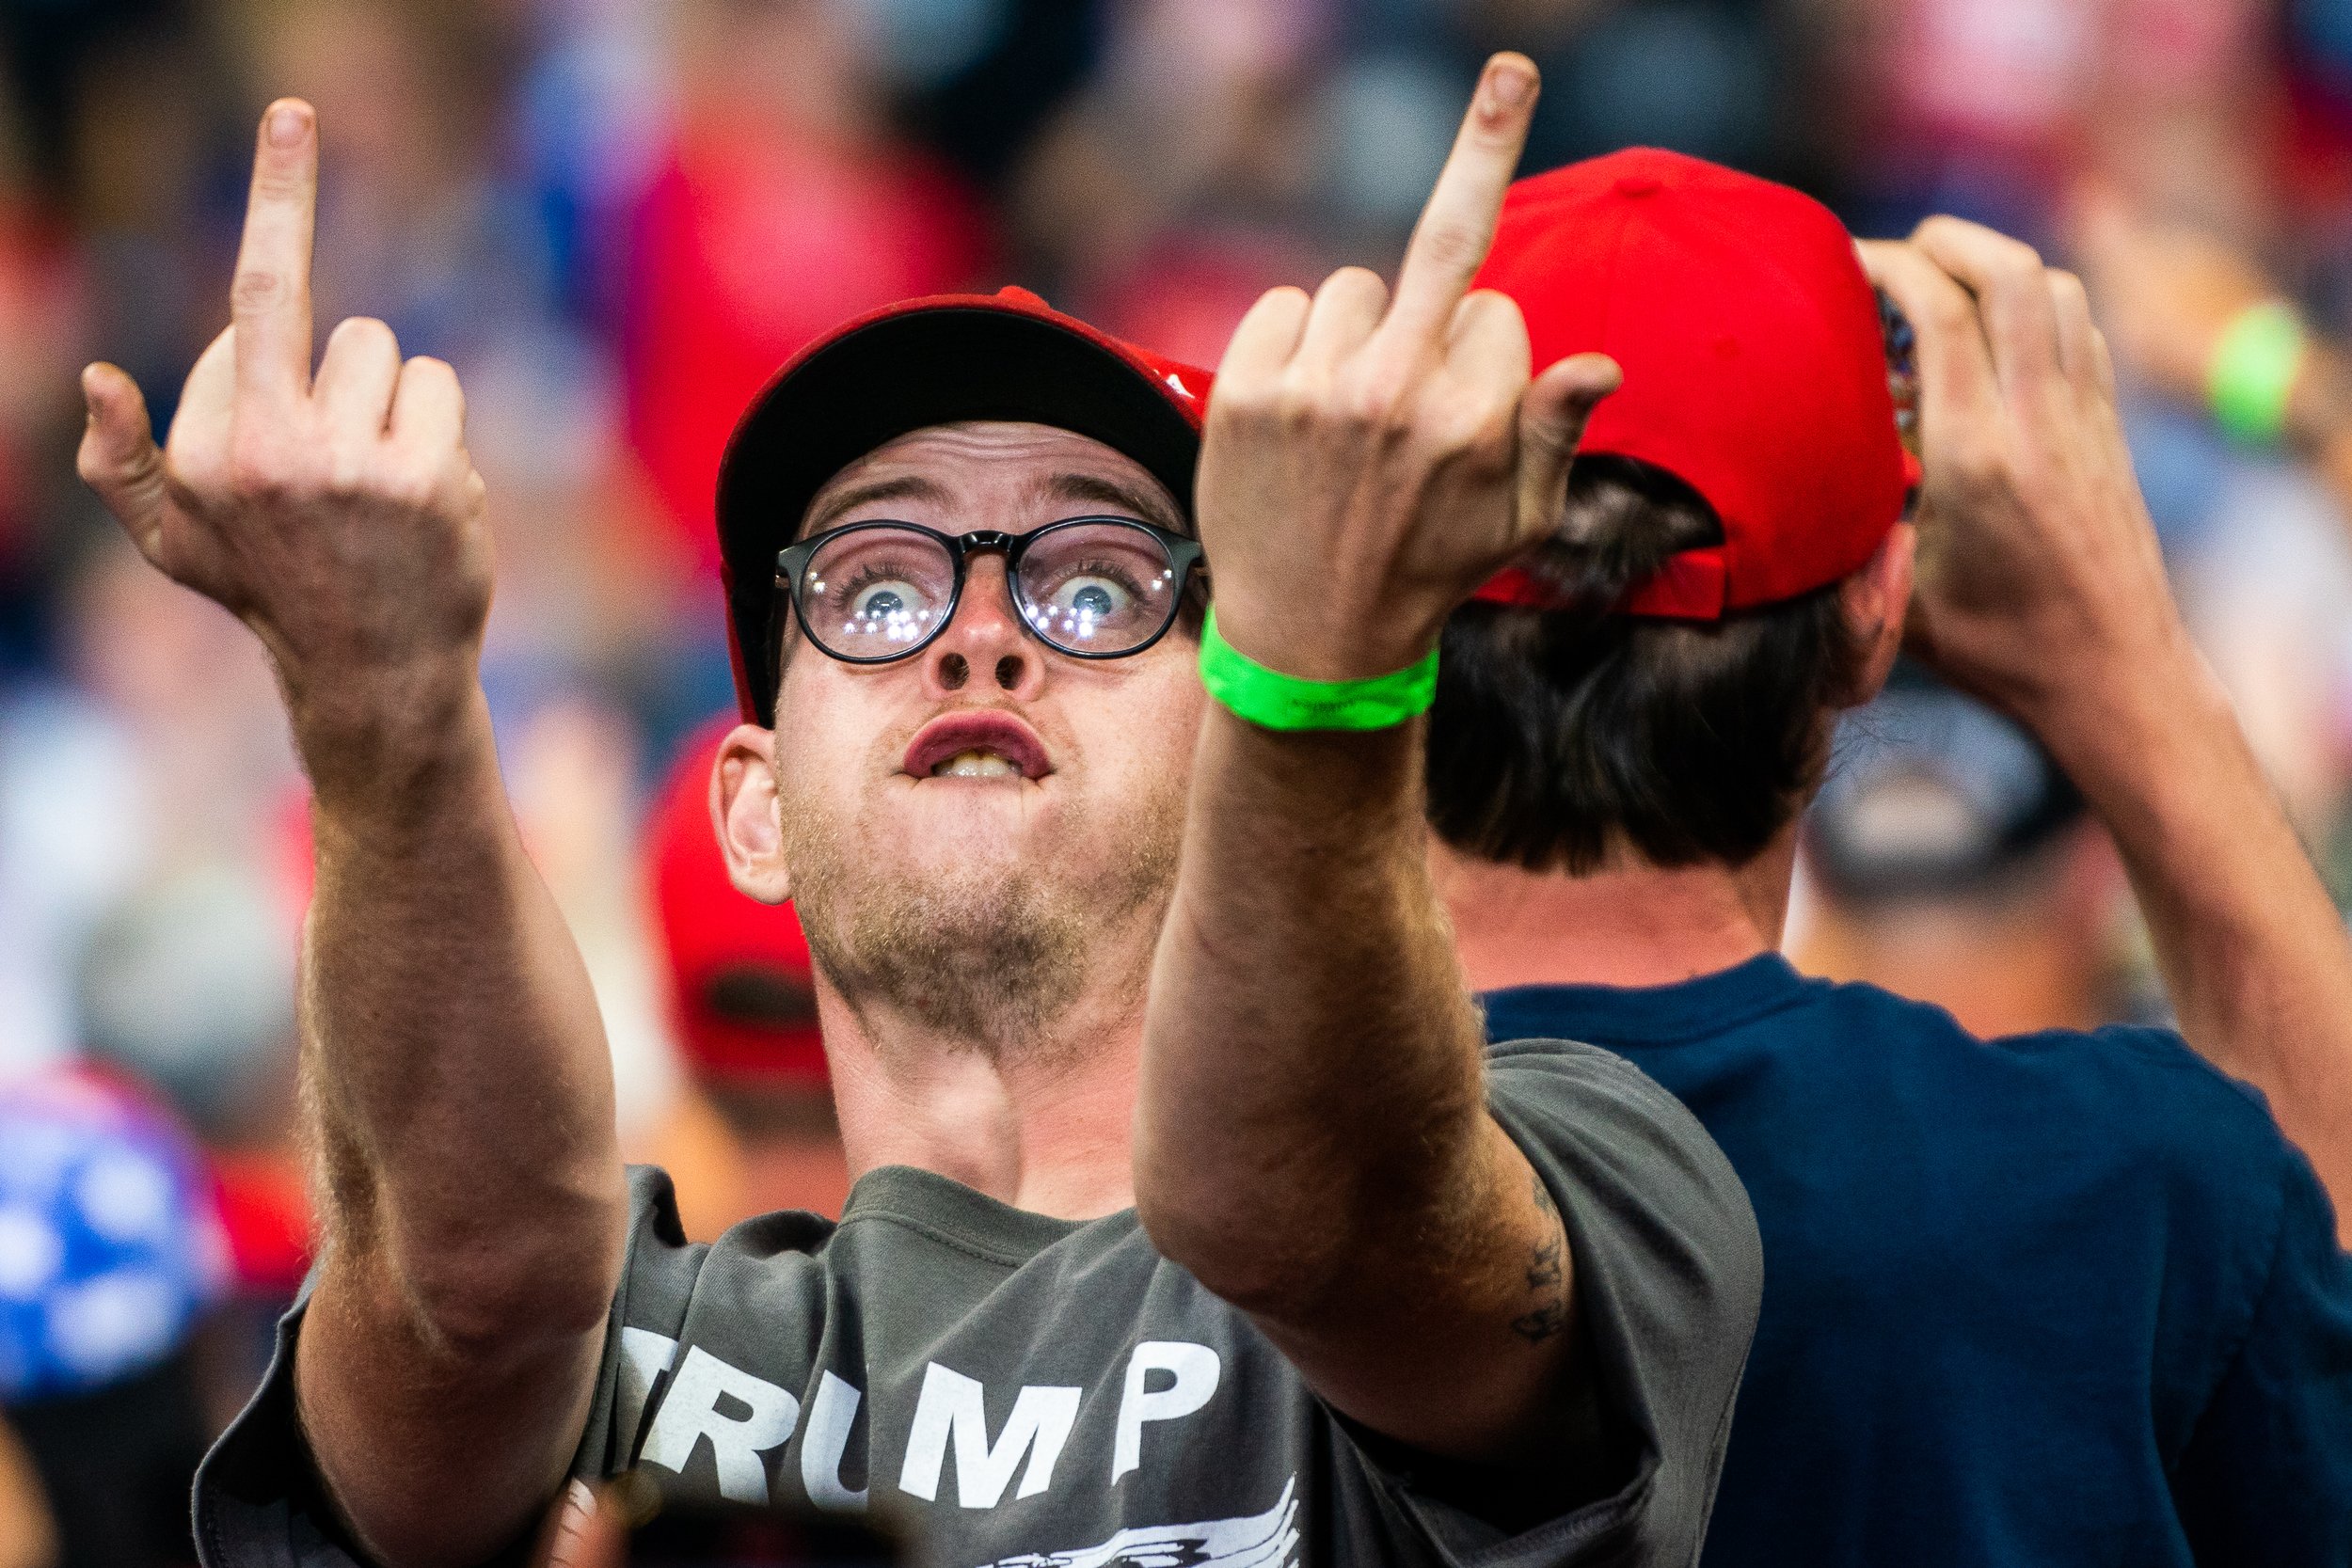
top-left (194, 1037), bottom-right (1760, 1568)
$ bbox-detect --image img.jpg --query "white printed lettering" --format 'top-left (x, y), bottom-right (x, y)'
top-left (1111, 1340), bottom-right (1221, 1483)
top-left (641, 1346), bottom-right (801, 1504)
top-left (614, 1327), bottom-right (680, 1460)
top-left (800, 1370), bottom-right (869, 1512)
top-left (897, 1362), bottom-right (1081, 1508)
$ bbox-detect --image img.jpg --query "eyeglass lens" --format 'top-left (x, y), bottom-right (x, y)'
top-left (798, 522), bottom-right (1184, 660)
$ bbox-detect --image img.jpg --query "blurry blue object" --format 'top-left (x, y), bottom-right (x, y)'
top-left (1561, 5), bottom-right (1772, 167)
top-left (0, 1069), bottom-right (226, 1403)
top-left (2296, 0), bottom-right (2352, 78)
top-left (2119, 386), bottom-right (2233, 554)
top-left (843, 0), bottom-right (1011, 89)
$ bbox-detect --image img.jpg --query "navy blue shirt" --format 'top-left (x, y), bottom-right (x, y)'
top-left (1482, 954), bottom-right (2352, 1567)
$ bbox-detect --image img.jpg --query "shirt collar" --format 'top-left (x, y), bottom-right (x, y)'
top-left (1480, 951), bottom-right (1819, 1046)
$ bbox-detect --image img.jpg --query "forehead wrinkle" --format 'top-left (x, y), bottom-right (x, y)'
top-left (802, 472), bottom-right (954, 538)
top-left (1033, 471), bottom-right (1187, 536)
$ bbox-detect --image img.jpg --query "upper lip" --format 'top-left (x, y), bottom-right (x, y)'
top-left (902, 711), bottom-right (1053, 781)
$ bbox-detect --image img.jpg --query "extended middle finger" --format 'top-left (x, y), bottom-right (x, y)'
top-left (1378, 54), bottom-right (1539, 354)
top-left (229, 100), bottom-right (320, 410)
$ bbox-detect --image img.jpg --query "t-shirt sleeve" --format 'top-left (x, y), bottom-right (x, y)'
top-left (570, 1164), bottom-right (723, 1478)
top-left (2170, 1147), bottom-right (2352, 1566)
top-left (1343, 1036), bottom-right (1764, 1568)
top-left (191, 1167), bottom-right (709, 1568)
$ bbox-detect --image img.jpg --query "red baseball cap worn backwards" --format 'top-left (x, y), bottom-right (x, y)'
top-left (1470, 148), bottom-right (1914, 619)
top-left (715, 287), bottom-right (1214, 725)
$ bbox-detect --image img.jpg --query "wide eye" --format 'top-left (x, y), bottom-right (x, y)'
top-left (840, 575), bottom-right (940, 642)
top-left (1018, 522), bottom-right (1178, 651)
top-left (803, 526), bottom-right (955, 655)
top-left (1049, 574), bottom-right (1132, 623)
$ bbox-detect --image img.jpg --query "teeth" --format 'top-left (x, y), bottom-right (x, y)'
top-left (932, 749), bottom-right (1019, 779)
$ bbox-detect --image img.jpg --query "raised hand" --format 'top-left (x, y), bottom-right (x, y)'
top-left (1194, 54), bottom-right (1619, 683)
top-left (1859, 217), bottom-right (2183, 714)
top-left (76, 99), bottom-right (492, 790)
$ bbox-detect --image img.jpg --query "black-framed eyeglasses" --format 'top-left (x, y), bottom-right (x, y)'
top-left (773, 515), bottom-right (1205, 669)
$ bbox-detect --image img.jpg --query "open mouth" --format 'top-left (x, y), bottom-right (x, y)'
top-left (902, 710), bottom-right (1053, 782)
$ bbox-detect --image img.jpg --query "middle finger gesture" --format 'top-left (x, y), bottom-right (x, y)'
top-left (1194, 54), bottom-right (1621, 685)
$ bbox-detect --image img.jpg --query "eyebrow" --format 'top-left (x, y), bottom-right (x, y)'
top-left (1039, 472), bottom-right (1187, 535)
top-left (801, 474), bottom-right (953, 537)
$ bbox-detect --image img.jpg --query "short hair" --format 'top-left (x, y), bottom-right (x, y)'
top-left (1426, 456), bottom-right (1870, 874)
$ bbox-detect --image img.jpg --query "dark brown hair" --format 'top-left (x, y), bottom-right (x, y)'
top-left (1426, 457), bottom-right (1869, 874)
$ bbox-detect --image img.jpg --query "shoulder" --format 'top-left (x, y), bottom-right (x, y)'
top-left (1795, 992), bottom-right (2312, 1253)
top-left (1484, 1037), bottom-right (1763, 1317)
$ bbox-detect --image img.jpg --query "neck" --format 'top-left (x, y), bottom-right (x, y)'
top-left (816, 931), bottom-right (1155, 1222)
top-left (1432, 830), bottom-right (1798, 991)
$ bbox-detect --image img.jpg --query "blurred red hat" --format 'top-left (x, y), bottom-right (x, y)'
top-left (646, 722), bottom-right (828, 1088)
top-left (1470, 148), bottom-right (1914, 618)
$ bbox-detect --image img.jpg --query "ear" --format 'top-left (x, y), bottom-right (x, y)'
top-left (1837, 522), bottom-right (1916, 708)
top-left (712, 723), bottom-right (793, 905)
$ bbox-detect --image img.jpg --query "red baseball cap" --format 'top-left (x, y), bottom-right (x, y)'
top-left (1470, 149), bottom-right (1913, 618)
top-left (646, 722), bottom-right (828, 1088)
top-left (715, 287), bottom-right (1214, 724)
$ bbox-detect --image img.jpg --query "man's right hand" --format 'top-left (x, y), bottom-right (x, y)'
top-left (77, 98), bottom-right (491, 805)
top-left (85, 103), bottom-right (626, 1568)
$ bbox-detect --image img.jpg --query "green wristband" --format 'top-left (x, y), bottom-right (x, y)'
top-left (1199, 608), bottom-right (1439, 731)
top-left (2208, 300), bottom-right (2308, 446)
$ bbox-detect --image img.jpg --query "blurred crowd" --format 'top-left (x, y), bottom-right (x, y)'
top-left (9, 0), bottom-right (2352, 1561)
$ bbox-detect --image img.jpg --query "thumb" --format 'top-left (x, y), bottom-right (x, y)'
top-left (77, 362), bottom-right (171, 559)
top-left (1516, 353), bottom-right (1619, 541)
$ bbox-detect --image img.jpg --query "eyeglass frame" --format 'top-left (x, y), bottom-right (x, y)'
top-left (771, 515), bottom-right (1207, 680)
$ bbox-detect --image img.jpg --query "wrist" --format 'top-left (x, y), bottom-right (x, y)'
top-left (2004, 613), bottom-right (2214, 791)
top-left (286, 653), bottom-right (494, 819)
top-left (1200, 607), bottom-right (1440, 733)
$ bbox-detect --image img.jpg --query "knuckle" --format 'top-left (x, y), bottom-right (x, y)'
top-left (1926, 292), bottom-right (1976, 335)
top-left (1342, 378), bottom-right (1409, 434)
top-left (227, 453), bottom-right (291, 501)
top-left (1415, 221), bottom-right (1484, 277)
top-left (230, 268), bottom-right (286, 315)
top-left (227, 433), bottom-right (302, 500)
top-left (333, 315), bottom-right (399, 356)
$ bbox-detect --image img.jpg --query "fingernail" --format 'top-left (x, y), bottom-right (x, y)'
top-left (1489, 61), bottom-right (1535, 111)
top-left (267, 103), bottom-right (308, 147)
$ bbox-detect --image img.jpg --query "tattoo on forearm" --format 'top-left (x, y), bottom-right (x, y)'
top-left (1510, 1174), bottom-right (1569, 1344)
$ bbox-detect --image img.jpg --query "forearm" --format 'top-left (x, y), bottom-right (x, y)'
top-left (1137, 710), bottom-right (1490, 1306)
top-left (2021, 631), bottom-right (2352, 1239)
top-left (294, 670), bottom-right (625, 1566)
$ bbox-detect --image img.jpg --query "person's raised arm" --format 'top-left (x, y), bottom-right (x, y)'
top-left (1866, 220), bottom-right (2352, 1243)
top-left (1134, 56), bottom-right (1626, 1465)
top-left (77, 102), bottom-right (626, 1566)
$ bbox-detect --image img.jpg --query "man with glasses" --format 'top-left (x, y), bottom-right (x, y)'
top-left (82, 60), bottom-right (1762, 1568)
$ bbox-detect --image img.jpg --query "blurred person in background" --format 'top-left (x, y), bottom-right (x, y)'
top-left (622, 0), bottom-right (990, 588)
top-left (636, 721), bottom-right (850, 1236)
top-left (1793, 661), bottom-right (2131, 1037)
top-left (1428, 152), bottom-right (2352, 1565)
top-left (0, 1067), bottom-right (228, 1568)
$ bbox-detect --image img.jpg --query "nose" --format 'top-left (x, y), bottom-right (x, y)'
top-left (921, 554), bottom-right (1046, 702)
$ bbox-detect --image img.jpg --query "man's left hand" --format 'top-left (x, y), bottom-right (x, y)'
top-left (1194, 54), bottom-right (1619, 684)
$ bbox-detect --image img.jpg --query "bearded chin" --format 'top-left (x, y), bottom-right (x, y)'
top-left (780, 798), bottom-right (1180, 1065)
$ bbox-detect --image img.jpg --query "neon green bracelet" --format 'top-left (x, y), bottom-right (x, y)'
top-left (1199, 608), bottom-right (1439, 731)
top-left (2208, 300), bottom-right (2308, 446)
